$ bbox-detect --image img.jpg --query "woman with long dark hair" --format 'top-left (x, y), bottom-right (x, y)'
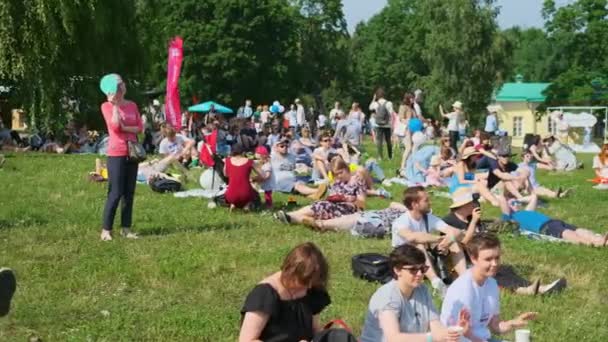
top-left (99, 73), bottom-right (143, 241)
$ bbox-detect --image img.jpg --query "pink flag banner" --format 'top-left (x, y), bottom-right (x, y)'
top-left (165, 36), bottom-right (184, 128)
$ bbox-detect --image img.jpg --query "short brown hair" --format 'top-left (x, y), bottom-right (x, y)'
top-left (280, 242), bottom-right (329, 289)
top-left (163, 125), bottom-right (176, 138)
top-left (467, 233), bottom-right (501, 258)
top-left (389, 243), bottom-right (426, 279)
top-left (402, 186), bottom-right (425, 210)
top-left (375, 87), bottom-right (385, 99)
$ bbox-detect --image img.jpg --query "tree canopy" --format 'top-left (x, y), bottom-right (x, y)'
top-left (1, 0), bottom-right (607, 131)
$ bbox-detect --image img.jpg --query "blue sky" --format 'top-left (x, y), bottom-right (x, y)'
top-left (342, 0), bottom-right (574, 33)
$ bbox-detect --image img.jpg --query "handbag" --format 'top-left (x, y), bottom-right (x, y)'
top-left (127, 140), bottom-right (146, 163)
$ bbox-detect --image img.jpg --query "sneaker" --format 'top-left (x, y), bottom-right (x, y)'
top-left (100, 229), bottom-right (113, 241)
top-left (377, 187), bottom-right (392, 199)
top-left (120, 229), bottom-right (139, 239)
top-left (539, 278), bottom-right (567, 295)
top-left (273, 210), bottom-right (291, 224)
top-left (514, 279), bottom-right (540, 295)
top-left (382, 179), bottom-right (393, 187)
top-left (0, 268), bottom-right (16, 317)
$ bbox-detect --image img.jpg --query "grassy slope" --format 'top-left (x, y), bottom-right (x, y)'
top-left (0, 145), bottom-right (607, 341)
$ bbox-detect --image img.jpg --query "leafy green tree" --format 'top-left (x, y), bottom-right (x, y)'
top-left (542, 0), bottom-right (608, 105)
top-left (0, 0), bottom-right (143, 132)
top-left (139, 0), bottom-right (301, 108)
top-left (501, 28), bottom-right (552, 82)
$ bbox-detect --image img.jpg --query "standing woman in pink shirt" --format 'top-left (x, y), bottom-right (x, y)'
top-left (99, 74), bottom-right (143, 241)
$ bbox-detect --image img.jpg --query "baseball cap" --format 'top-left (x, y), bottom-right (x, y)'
top-left (255, 146), bottom-right (269, 156)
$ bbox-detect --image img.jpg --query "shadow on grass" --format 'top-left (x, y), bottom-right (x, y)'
top-left (138, 222), bottom-right (241, 236)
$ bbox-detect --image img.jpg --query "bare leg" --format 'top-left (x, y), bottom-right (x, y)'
top-left (561, 230), bottom-right (596, 246)
top-left (315, 213), bottom-right (361, 232)
top-left (473, 182), bottom-right (499, 206)
top-left (534, 186), bottom-right (558, 198)
top-left (287, 206), bottom-right (315, 224)
top-left (400, 133), bottom-right (412, 170)
top-left (574, 228), bottom-right (607, 246)
top-left (293, 183), bottom-right (317, 196)
top-left (448, 243), bottom-right (467, 275)
top-left (314, 160), bottom-right (328, 180)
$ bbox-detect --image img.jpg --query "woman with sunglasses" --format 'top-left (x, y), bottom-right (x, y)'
top-left (99, 73), bottom-right (143, 241)
top-left (311, 132), bottom-right (335, 182)
top-left (360, 244), bottom-right (469, 342)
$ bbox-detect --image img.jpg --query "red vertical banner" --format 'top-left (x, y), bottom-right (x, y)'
top-left (165, 37), bottom-right (183, 128)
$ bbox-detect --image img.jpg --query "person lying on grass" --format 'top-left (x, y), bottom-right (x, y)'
top-left (239, 242), bottom-right (331, 342)
top-left (498, 192), bottom-right (608, 247)
top-left (440, 233), bottom-right (538, 342)
top-left (275, 158), bottom-right (366, 226)
top-left (360, 243), bottom-right (470, 342)
top-left (391, 186), bottom-right (469, 297)
top-left (444, 188), bottom-right (567, 296)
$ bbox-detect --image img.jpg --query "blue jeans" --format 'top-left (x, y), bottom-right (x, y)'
top-left (365, 160), bottom-right (385, 181)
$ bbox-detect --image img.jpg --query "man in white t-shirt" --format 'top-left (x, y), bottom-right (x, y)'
top-left (440, 101), bottom-right (464, 153)
top-left (441, 233), bottom-right (537, 342)
top-left (391, 186), bottom-right (467, 296)
top-left (158, 125), bottom-right (196, 163)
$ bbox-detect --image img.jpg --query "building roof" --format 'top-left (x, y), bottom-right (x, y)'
top-left (495, 82), bottom-right (551, 102)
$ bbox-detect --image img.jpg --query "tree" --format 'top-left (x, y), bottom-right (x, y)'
top-left (419, 0), bottom-right (511, 124)
top-left (0, 0), bottom-right (143, 132)
top-left (542, 0), bottom-right (608, 105)
top-left (290, 0), bottom-right (350, 111)
top-left (502, 27), bottom-right (552, 82)
top-left (139, 0), bottom-right (301, 109)
top-left (350, 0), bottom-right (510, 125)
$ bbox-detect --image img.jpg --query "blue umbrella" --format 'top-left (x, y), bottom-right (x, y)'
top-left (188, 101), bottom-right (234, 114)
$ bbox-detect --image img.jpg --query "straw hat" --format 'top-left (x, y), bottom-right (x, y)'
top-left (461, 147), bottom-right (480, 160)
top-left (450, 187), bottom-right (475, 209)
top-left (452, 101), bottom-right (463, 110)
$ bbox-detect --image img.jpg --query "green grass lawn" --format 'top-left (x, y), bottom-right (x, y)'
top-left (1, 144), bottom-right (608, 341)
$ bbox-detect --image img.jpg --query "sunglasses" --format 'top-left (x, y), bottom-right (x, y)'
top-left (277, 144), bottom-right (287, 148)
top-left (402, 265), bottom-right (429, 275)
top-left (321, 139), bottom-right (331, 142)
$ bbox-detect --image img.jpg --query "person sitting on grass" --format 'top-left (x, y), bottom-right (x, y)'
top-left (391, 186), bottom-right (469, 297)
top-left (239, 242), bottom-right (331, 342)
top-left (499, 192), bottom-right (608, 247)
top-left (0, 268), bottom-right (16, 317)
top-left (223, 143), bottom-right (265, 211)
top-left (326, 153), bottom-right (391, 199)
top-left (517, 149), bottom-right (570, 198)
top-left (590, 143), bottom-right (608, 188)
top-left (253, 145), bottom-right (273, 208)
top-left (360, 244), bottom-right (470, 342)
top-left (311, 132), bottom-right (335, 183)
top-left (158, 124), bottom-right (197, 166)
top-left (275, 158), bottom-right (366, 227)
top-left (440, 233), bottom-right (538, 342)
top-left (270, 138), bottom-right (327, 200)
top-left (443, 188), bottom-right (567, 296)
top-left (449, 147), bottom-right (498, 206)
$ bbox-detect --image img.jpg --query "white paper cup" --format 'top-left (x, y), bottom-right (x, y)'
top-left (515, 329), bottom-right (530, 342)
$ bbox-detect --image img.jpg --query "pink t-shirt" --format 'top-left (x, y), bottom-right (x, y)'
top-left (101, 101), bottom-right (143, 157)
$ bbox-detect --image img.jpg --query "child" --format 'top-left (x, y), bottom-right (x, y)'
top-left (424, 155), bottom-right (444, 187)
top-left (254, 146), bottom-right (273, 208)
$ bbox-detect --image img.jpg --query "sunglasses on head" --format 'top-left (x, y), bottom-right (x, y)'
top-left (402, 265), bottom-right (429, 275)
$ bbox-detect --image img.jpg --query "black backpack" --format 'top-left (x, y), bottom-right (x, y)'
top-left (375, 102), bottom-right (390, 126)
top-left (313, 320), bottom-right (358, 342)
top-left (351, 253), bottom-right (392, 284)
top-left (149, 176), bottom-right (182, 193)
